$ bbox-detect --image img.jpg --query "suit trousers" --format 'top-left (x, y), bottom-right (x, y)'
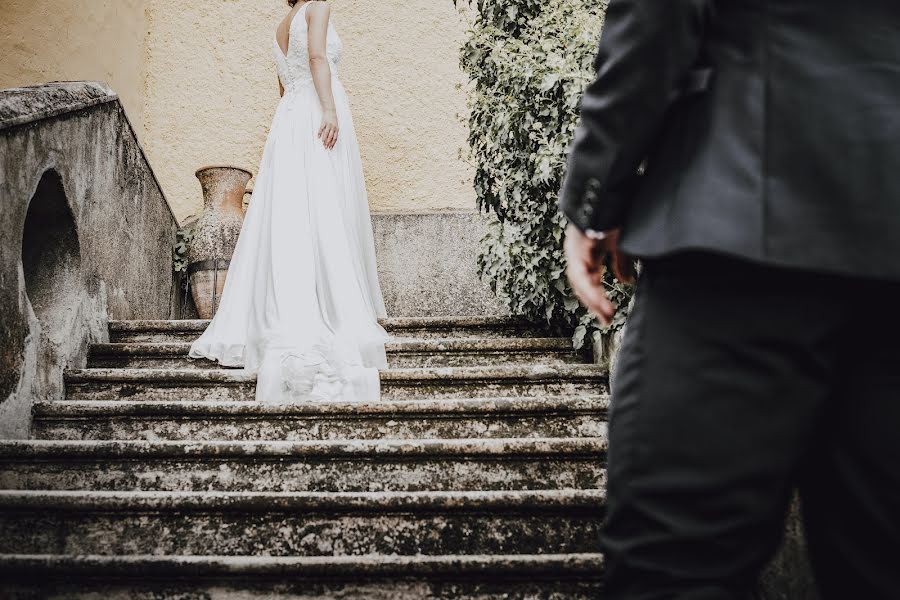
top-left (603, 251), bottom-right (900, 599)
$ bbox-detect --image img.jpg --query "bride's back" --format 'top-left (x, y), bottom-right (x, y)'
top-left (273, 1), bottom-right (343, 93)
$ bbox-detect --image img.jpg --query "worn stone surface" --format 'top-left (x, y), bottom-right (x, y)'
top-left (3, 580), bottom-right (604, 600)
top-left (109, 316), bottom-right (552, 343)
top-left (32, 397), bottom-right (608, 441)
top-left (385, 366), bottom-right (608, 400)
top-left (372, 212), bottom-right (508, 317)
top-left (0, 552), bottom-right (605, 577)
top-left (0, 438), bottom-right (606, 493)
top-left (758, 497), bottom-right (820, 600)
top-left (88, 338), bottom-right (588, 370)
top-left (62, 365), bottom-right (608, 403)
top-left (4, 310), bottom-right (814, 596)
top-left (0, 554), bottom-right (605, 599)
top-left (0, 82), bottom-right (117, 130)
top-left (0, 489), bottom-right (603, 556)
top-left (0, 82), bottom-right (180, 439)
top-left (385, 338), bottom-right (587, 368)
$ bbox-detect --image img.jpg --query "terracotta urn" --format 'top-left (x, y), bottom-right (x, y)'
top-left (187, 165), bottom-right (253, 319)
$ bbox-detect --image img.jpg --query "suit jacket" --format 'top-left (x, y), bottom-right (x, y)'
top-left (559, 0), bottom-right (900, 280)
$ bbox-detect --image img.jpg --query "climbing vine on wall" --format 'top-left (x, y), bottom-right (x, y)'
top-left (459, 0), bottom-right (632, 349)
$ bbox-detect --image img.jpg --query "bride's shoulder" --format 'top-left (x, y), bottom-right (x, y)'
top-left (305, 1), bottom-right (331, 20)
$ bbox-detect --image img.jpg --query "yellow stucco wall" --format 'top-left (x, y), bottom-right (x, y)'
top-left (0, 0), bottom-right (147, 130)
top-left (142, 0), bottom-right (475, 222)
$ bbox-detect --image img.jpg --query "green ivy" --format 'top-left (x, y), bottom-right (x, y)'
top-left (173, 226), bottom-right (194, 274)
top-left (459, 0), bottom-right (632, 349)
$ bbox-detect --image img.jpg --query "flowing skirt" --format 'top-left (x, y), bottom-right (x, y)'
top-left (189, 78), bottom-right (389, 403)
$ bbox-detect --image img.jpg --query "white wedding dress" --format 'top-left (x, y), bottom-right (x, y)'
top-left (189, 3), bottom-right (390, 403)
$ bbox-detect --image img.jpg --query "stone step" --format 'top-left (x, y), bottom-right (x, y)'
top-left (32, 396), bottom-right (609, 441)
top-left (109, 316), bottom-right (555, 344)
top-left (0, 489), bottom-right (604, 557)
top-left (0, 553), bottom-right (605, 599)
top-left (88, 338), bottom-right (588, 370)
top-left (63, 365), bottom-right (608, 402)
top-left (0, 438), bottom-right (606, 492)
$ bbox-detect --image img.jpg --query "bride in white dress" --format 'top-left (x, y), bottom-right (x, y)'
top-left (189, 0), bottom-right (390, 403)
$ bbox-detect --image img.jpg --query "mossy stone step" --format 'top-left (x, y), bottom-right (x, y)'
top-left (0, 438), bottom-right (606, 493)
top-left (88, 338), bottom-right (588, 369)
top-left (32, 396), bottom-right (608, 441)
top-left (0, 489), bottom-right (604, 556)
top-left (109, 316), bottom-right (557, 343)
top-left (0, 553), bottom-right (605, 599)
top-left (63, 365), bottom-right (608, 402)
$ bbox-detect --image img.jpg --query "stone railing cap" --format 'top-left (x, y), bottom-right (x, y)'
top-left (0, 81), bottom-right (117, 131)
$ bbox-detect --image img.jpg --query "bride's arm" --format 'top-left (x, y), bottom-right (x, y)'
top-left (307, 2), bottom-right (338, 149)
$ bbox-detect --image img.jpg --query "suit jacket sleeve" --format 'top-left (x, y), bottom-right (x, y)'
top-left (559, 0), bottom-right (712, 233)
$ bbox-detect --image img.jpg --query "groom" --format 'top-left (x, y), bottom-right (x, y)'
top-left (559, 0), bottom-right (900, 598)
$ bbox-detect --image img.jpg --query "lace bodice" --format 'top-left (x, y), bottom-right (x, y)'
top-left (273, 2), bottom-right (343, 92)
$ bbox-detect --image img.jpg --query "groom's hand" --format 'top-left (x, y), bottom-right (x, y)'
top-left (564, 224), bottom-right (634, 325)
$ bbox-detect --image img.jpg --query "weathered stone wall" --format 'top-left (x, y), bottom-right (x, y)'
top-left (372, 211), bottom-right (506, 318)
top-left (0, 82), bottom-right (179, 439)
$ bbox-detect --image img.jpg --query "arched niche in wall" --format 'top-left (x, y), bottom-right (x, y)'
top-left (21, 169), bottom-right (83, 345)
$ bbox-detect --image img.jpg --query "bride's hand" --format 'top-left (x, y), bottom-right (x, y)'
top-left (318, 109), bottom-right (339, 150)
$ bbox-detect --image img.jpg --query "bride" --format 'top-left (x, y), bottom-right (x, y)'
top-left (189, 0), bottom-right (390, 403)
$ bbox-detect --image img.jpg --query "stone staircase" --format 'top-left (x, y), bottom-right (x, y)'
top-left (0, 316), bottom-right (609, 599)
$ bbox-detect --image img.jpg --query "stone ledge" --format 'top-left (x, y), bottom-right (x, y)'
top-left (0, 445), bottom-right (605, 492)
top-left (63, 364), bottom-right (607, 384)
top-left (90, 338), bottom-right (575, 356)
top-left (0, 489), bottom-right (605, 512)
top-left (32, 396), bottom-right (609, 418)
top-left (109, 319), bottom-right (210, 333)
top-left (31, 397), bottom-right (608, 442)
top-left (86, 338), bottom-right (588, 369)
top-left (384, 365), bottom-right (604, 382)
top-left (108, 316), bottom-right (543, 332)
top-left (0, 81), bottom-right (117, 130)
top-left (0, 552), bottom-right (605, 578)
top-left (0, 490), bottom-right (604, 556)
top-left (107, 316), bottom-right (560, 343)
top-left (61, 365), bottom-right (609, 402)
top-left (0, 437), bottom-right (606, 460)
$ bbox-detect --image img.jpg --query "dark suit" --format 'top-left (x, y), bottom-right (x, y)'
top-left (561, 0), bottom-right (900, 280)
top-left (559, 1), bottom-right (900, 597)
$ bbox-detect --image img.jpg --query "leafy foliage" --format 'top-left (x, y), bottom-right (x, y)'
top-left (459, 0), bottom-right (632, 349)
top-left (173, 226), bottom-right (195, 274)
